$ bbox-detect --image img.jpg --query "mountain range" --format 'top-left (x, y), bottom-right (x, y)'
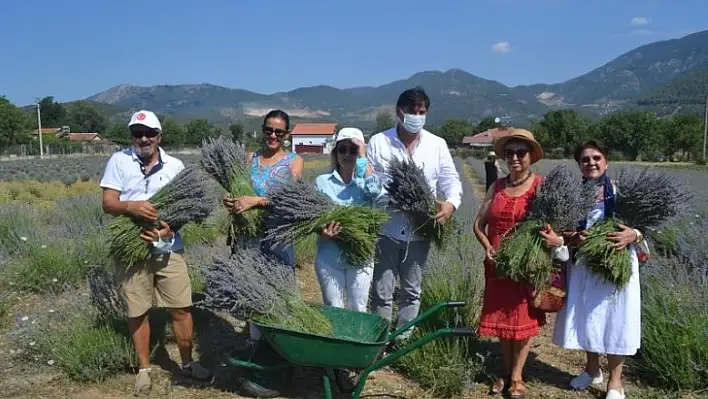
top-left (85, 29), bottom-right (708, 128)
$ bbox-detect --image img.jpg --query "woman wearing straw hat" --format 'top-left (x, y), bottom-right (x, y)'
top-left (473, 128), bottom-right (547, 398)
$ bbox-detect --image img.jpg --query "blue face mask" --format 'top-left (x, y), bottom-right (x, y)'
top-left (400, 113), bottom-right (426, 134)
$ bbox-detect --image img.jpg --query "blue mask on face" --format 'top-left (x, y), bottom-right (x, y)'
top-left (400, 113), bottom-right (426, 134)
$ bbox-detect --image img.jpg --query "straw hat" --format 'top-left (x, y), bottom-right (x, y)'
top-left (493, 128), bottom-right (544, 164)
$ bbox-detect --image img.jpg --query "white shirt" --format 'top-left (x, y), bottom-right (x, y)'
top-left (367, 126), bottom-right (463, 242)
top-left (100, 147), bottom-right (186, 253)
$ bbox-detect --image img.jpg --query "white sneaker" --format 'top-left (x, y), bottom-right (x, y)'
top-left (570, 370), bottom-right (604, 390)
top-left (606, 388), bottom-right (625, 399)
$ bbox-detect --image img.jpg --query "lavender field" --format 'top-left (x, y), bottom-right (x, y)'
top-left (0, 155), bottom-right (706, 398)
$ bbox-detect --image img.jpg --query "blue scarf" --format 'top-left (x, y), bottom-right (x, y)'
top-left (578, 172), bottom-right (615, 230)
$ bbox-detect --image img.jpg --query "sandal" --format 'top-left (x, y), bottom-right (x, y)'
top-left (490, 376), bottom-right (506, 395)
top-left (509, 380), bottom-right (527, 398)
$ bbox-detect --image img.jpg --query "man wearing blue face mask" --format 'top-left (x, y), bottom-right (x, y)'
top-left (367, 87), bottom-right (463, 344)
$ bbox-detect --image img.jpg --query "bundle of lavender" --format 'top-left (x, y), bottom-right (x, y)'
top-left (578, 166), bottom-right (693, 288)
top-left (262, 179), bottom-right (389, 266)
top-left (108, 165), bottom-right (214, 269)
top-left (198, 248), bottom-right (333, 336)
top-left (383, 157), bottom-right (452, 247)
top-left (495, 165), bottom-right (596, 288)
top-left (199, 135), bottom-right (263, 242)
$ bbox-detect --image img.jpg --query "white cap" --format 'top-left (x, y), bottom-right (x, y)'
top-left (336, 127), bottom-right (364, 143)
top-left (488, 151), bottom-right (496, 157)
top-left (128, 110), bottom-right (162, 132)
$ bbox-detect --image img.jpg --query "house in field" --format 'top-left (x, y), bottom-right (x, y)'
top-left (290, 123), bottom-right (338, 155)
top-left (461, 127), bottom-right (513, 149)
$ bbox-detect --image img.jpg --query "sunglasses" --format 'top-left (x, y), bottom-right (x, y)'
top-left (337, 145), bottom-right (359, 156)
top-left (580, 155), bottom-right (603, 163)
top-left (262, 126), bottom-right (287, 137)
top-left (131, 129), bottom-right (160, 139)
top-left (504, 148), bottom-right (529, 159)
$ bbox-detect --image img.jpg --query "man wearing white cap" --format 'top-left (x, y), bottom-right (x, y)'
top-left (367, 88), bottom-right (463, 342)
top-left (313, 127), bottom-right (382, 312)
top-left (100, 110), bottom-right (211, 394)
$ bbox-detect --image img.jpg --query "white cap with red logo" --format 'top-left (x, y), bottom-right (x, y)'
top-left (128, 110), bottom-right (162, 132)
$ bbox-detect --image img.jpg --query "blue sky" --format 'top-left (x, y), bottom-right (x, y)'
top-left (1, 0), bottom-right (706, 106)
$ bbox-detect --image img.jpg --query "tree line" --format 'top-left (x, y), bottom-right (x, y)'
top-left (420, 109), bottom-right (705, 162)
top-left (1, 95), bottom-right (705, 162)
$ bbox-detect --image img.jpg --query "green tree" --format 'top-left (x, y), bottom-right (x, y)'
top-left (594, 111), bottom-right (661, 161)
top-left (532, 109), bottom-right (589, 157)
top-left (229, 122), bottom-right (245, 143)
top-left (37, 96), bottom-right (67, 128)
top-left (185, 119), bottom-right (219, 145)
top-left (438, 119), bottom-right (475, 147)
top-left (473, 116), bottom-right (501, 134)
top-left (103, 123), bottom-right (130, 146)
top-left (0, 96), bottom-right (31, 146)
top-left (161, 119), bottom-right (186, 147)
top-left (374, 111), bottom-right (394, 133)
top-left (660, 114), bottom-right (703, 160)
top-left (65, 101), bottom-right (107, 133)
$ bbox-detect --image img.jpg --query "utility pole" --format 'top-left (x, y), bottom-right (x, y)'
top-left (36, 102), bottom-right (44, 159)
top-left (703, 94), bottom-right (708, 161)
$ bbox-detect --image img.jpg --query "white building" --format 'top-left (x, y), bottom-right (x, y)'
top-left (290, 123), bottom-right (338, 155)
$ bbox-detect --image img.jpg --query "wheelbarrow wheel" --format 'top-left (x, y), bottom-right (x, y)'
top-left (240, 367), bottom-right (294, 398)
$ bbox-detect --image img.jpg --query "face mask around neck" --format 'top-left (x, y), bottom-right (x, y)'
top-left (400, 113), bottom-right (426, 134)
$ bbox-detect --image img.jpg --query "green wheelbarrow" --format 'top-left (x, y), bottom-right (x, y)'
top-left (227, 300), bottom-right (476, 399)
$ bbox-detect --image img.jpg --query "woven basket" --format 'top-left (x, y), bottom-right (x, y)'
top-left (531, 286), bottom-right (566, 313)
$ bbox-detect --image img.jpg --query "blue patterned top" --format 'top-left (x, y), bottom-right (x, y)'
top-left (249, 150), bottom-right (297, 196)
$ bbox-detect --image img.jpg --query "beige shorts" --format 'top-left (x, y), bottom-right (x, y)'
top-left (119, 252), bottom-right (192, 318)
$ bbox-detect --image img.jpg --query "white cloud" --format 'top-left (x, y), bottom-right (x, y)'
top-left (491, 41), bottom-right (511, 53)
top-left (630, 17), bottom-right (650, 26)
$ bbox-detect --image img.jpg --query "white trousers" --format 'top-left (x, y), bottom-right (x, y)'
top-left (315, 260), bottom-right (374, 312)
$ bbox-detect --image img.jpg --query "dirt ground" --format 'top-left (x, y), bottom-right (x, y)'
top-left (0, 164), bottom-right (705, 398)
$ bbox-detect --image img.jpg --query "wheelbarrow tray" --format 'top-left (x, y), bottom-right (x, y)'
top-left (251, 303), bottom-right (390, 370)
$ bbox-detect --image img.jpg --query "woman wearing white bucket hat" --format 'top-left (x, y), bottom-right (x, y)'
top-left (313, 127), bottom-right (382, 312)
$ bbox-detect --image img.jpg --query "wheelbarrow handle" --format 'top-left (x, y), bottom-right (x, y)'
top-left (386, 300), bottom-right (467, 342)
top-left (451, 327), bottom-right (476, 337)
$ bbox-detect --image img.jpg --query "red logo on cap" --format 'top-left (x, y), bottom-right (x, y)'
top-left (137, 113), bottom-right (146, 121)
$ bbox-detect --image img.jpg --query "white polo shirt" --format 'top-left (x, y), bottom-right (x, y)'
top-left (100, 147), bottom-right (186, 253)
top-left (367, 126), bottom-right (463, 242)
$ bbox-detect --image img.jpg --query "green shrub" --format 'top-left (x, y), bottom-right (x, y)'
top-left (33, 309), bottom-right (136, 382)
top-left (4, 239), bottom-right (89, 293)
top-left (395, 227), bottom-right (485, 397)
top-left (180, 221), bottom-right (220, 248)
top-left (636, 273), bottom-right (708, 390)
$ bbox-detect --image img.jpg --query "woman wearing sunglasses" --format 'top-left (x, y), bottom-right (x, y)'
top-left (549, 140), bottom-right (644, 399)
top-left (223, 109), bottom-right (304, 265)
top-left (312, 127), bottom-right (381, 312)
top-left (473, 128), bottom-right (548, 398)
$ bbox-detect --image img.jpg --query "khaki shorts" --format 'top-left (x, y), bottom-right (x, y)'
top-left (119, 252), bottom-right (192, 318)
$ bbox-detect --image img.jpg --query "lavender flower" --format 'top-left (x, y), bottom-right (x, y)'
top-left (530, 164), bottom-right (596, 232)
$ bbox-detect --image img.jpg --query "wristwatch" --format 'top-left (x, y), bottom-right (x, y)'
top-left (632, 229), bottom-right (644, 243)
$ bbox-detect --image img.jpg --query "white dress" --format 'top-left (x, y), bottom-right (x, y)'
top-left (552, 201), bottom-right (642, 356)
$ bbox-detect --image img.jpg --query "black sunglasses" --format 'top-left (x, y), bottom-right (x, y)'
top-left (262, 126), bottom-right (287, 137)
top-left (504, 148), bottom-right (529, 159)
top-left (580, 155), bottom-right (603, 163)
top-left (337, 145), bottom-right (359, 156)
top-left (131, 129), bottom-right (160, 139)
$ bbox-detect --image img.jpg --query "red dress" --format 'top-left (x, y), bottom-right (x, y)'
top-left (478, 176), bottom-right (546, 340)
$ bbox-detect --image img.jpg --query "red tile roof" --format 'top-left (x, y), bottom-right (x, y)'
top-left (290, 123), bottom-right (338, 136)
top-left (462, 128), bottom-right (512, 146)
top-left (66, 133), bottom-right (101, 142)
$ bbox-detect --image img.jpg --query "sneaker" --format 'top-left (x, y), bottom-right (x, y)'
top-left (181, 361), bottom-right (212, 381)
top-left (134, 368), bottom-right (152, 395)
top-left (570, 370), bottom-right (604, 390)
top-left (606, 388), bottom-right (625, 399)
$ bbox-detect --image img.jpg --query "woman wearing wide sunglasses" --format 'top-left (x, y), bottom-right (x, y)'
top-left (312, 127), bottom-right (381, 312)
top-left (223, 109), bottom-right (304, 264)
top-left (473, 128), bottom-right (548, 398)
